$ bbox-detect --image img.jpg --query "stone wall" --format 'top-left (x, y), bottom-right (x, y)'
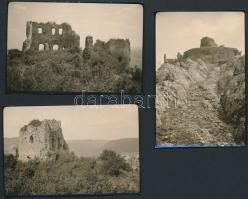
top-left (18, 119), bottom-right (68, 161)
top-left (106, 39), bottom-right (131, 67)
top-left (183, 47), bottom-right (240, 64)
top-left (83, 36), bottom-right (131, 67)
top-left (22, 21), bottom-right (80, 52)
top-left (183, 37), bottom-right (241, 64)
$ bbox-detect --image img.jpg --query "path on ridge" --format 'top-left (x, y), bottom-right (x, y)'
top-left (157, 64), bottom-right (236, 146)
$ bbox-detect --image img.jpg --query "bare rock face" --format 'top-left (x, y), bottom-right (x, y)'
top-left (18, 119), bottom-right (69, 161)
top-left (22, 21), bottom-right (80, 52)
top-left (156, 58), bottom-right (208, 129)
top-left (200, 37), bottom-right (218, 48)
top-left (218, 56), bottom-right (245, 143)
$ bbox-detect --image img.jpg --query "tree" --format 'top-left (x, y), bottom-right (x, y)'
top-left (98, 150), bottom-right (131, 177)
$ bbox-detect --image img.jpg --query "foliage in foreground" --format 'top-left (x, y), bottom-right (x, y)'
top-left (7, 48), bottom-right (142, 93)
top-left (4, 150), bottom-right (139, 196)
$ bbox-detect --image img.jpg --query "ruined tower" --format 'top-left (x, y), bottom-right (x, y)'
top-left (85, 35), bottom-right (93, 50)
top-left (18, 119), bottom-right (69, 161)
top-left (83, 36), bottom-right (131, 67)
top-left (106, 39), bottom-right (131, 67)
top-left (22, 21), bottom-right (80, 52)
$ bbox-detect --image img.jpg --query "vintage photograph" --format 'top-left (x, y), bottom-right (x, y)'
top-left (156, 12), bottom-right (245, 147)
top-left (7, 2), bottom-right (143, 93)
top-left (4, 105), bottom-right (139, 196)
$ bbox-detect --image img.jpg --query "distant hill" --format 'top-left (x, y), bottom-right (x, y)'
top-left (66, 140), bottom-right (108, 157)
top-left (4, 137), bottom-right (18, 154)
top-left (131, 49), bottom-right (142, 69)
top-left (4, 137), bottom-right (139, 157)
top-left (101, 138), bottom-right (139, 154)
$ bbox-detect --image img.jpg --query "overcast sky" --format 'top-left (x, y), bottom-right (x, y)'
top-left (4, 105), bottom-right (139, 140)
top-left (8, 2), bottom-right (143, 50)
top-left (156, 12), bottom-right (245, 68)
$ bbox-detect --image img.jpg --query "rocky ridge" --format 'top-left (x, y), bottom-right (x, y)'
top-left (156, 37), bottom-right (245, 146)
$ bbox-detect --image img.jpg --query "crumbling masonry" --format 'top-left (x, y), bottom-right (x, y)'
top-left (84, 36), bottom-right (131, 67)
top-left (18, 119), bottom-right (69, 161)
top-left (22, 21), bottom-right (80, 52)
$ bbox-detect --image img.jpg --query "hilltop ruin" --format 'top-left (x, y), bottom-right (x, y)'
top-left (18, 119), bottom-right (68, 161)
top-left (22, 21), bottom-right (80, 52)
top-left (164, 37), bottom-right (241, 64)
top-left (183, 37), bottom-right (241, 63)
top-left (157, 37), bottom-right (245, 146)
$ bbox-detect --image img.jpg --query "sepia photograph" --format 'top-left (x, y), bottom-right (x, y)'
top-left (4, 105), bottom-right (139, 196)
top-left (156, 12), bottom-right (245, 147)
top-left (7, 2), bottom-right (143, 93)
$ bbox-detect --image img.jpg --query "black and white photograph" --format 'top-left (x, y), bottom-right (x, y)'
top-left (7, 2), bottom-right (143, 93)
top-left (4, 105), bottom-right (139, 196)
top-left (156, 12), bottom-right (245, 147)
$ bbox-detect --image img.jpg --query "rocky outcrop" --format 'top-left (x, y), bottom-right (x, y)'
top-left (18, 119), bottom-right (69, 161)
top-left (218, 56), bottom-right (245, 143)
top-left (22, 21), bottom-right (80, 52)
top-left (156, 58), bottom-right (208, 128)
top-left (156, 37), bottom-right (245, 146)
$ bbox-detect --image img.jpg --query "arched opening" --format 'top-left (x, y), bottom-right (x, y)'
top-left (57, 138), bottom-right (61, 149)
top-left (29, 135), bottom-right (34, 143)
top-left (52, 28), bottom-right (56, 35)
top-left (118, 56), bottom-right (123, 62)
top-left (51, 136), bottom-right (55, 150)
top-left (39, 44), bottom-right (44, 51)
top-left (38, 28), bottom-right (42, 34)
top-left (53, 45), bottom-right (59, 51)
top-left (59, 28), bottom-right (63, 35)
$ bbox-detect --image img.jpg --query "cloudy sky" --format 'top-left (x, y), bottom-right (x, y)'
top-left (4, 105), bottom-right (139, 140)
top-left (156, 12), bottom-right (245, 68)
top-left (8, 2), bottom-right (143, 50)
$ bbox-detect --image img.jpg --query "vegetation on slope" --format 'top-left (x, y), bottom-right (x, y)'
top-left (4, 150), bottom-right (139, 196)
top-left (7, 48), bottom-right (142, 93)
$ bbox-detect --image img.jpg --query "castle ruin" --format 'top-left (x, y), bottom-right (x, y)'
top-left (84, 36), bottom-right (131, 67)
top-left (18, 119), bottom-right (69, 161)
top-left (22, 21), bottom-right (80, 52)
top-left (183, 37), bottom-right (241, 63)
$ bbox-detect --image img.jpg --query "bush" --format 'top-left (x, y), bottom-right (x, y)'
top-left (7, 49), bottom-right (141, 93)
top-left (4, 150), bottom-right (138, 196)
top-left (99, 150), bottom-right (131, 177)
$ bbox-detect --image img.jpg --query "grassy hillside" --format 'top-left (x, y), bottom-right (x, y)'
top-left (4, 150), bottom-right (139, 195)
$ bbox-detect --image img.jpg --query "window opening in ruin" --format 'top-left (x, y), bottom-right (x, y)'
top-left (39, 44), bottom-right (44, 51)
top-left (59, 28), bottom-right (63, 35)
top-left (51, 136), bottom-right (55, 150)
top-left (118, 56), bottom-right (123, 62)
top-left (30, 135), bottom-right (34, 143)
top-left (57, 138), bottom-right (61, 149)
top-left (38, 28), bottom-right (42, 34)
top-left (53, 45), bottom-right (59, 51)
top-left (52, 28), bottom-right (56, 35)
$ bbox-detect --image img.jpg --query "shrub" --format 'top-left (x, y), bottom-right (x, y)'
top-left (99, 150), bottom-right (131, 177)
